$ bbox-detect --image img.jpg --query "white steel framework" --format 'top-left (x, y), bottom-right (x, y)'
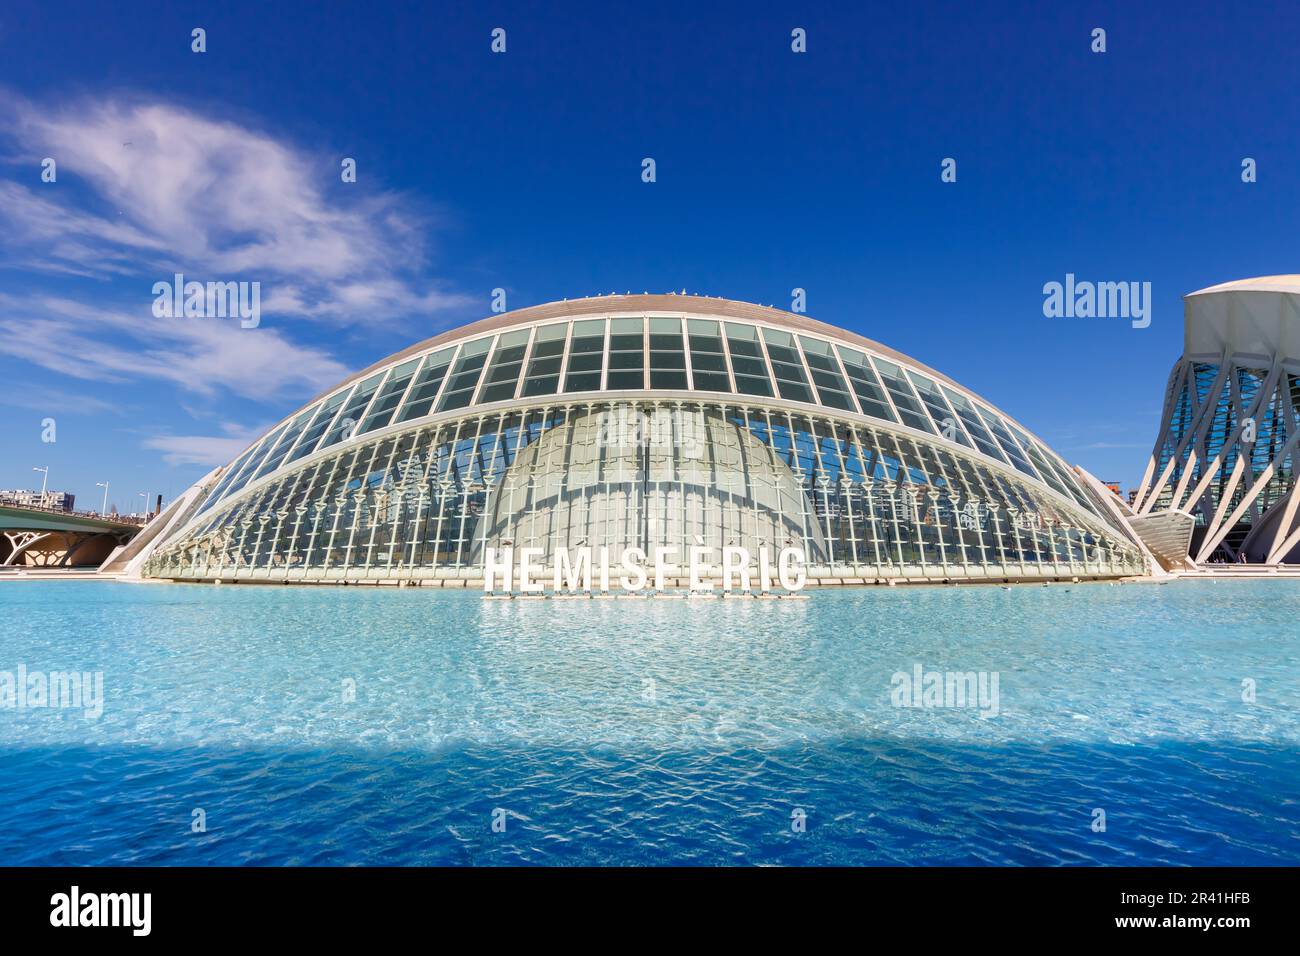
top-left (1132, 277), bottom-right (1300, 564)
top-left (141, 295), bottom-right (1143, 585)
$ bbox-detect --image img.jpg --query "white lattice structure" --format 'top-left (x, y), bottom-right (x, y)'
top-left (1132, 276), bottom-right (1300, 565)
top-left (137, 295), bottom-right (1144, 586)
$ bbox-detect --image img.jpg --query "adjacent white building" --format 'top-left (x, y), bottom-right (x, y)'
top-left (1132, 276), bottom-right (1300, 566)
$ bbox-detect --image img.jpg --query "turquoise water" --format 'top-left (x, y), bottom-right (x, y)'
top-left (0, 579), bottom-right (1296, 865)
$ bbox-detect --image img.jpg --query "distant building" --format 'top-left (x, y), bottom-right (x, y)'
top-left (0, 489), bottom-right (75, 512)
top-left (1133, 275), bottom-right (1300, 564)
top-left (1102, 481), bottom-right (1122, 496)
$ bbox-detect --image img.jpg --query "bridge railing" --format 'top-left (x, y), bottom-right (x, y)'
top-left (0, 499), bottom-right (148, 526)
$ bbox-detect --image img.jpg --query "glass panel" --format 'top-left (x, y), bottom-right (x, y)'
top-left (1015, 429), bottom-right (1094, 509)
top-left (608, 351), bottom-right (643, 369)
top-left (250, 406), bottom-right (317, 481)
top-left (725, 323), bottom-right (773, 397)
top-left (649, 317), bottom-right (687, 389)
top-left (145, 403), bottom-right (1145, 582)
top-left (975, 405), bottom-right (1039, 479)
top-left (196, 437), bottom-right (272, 514)
top-left (761, 328), bottom-right (814, 403)
top-left (609, 316), bottom-right (642, 338)
top-left (564, 318), bottom-right (606, 393)
top-left (798, 336), bottom-right (855, 411)
top-left (319, 373), bottom-right (386, 451)
top-left (941, 385), bottom-right (1006, 462)
top-left (872, 357), bottom-right (932, 432)
top-left (835, 346), bottom-right (896, 422)
top-left (219, 421), bottom-right (296, 503)
top-left (606, 316), bottom-right (644, 390)
top-left (521, 323), bottom-right (567, 397)
top-left (688, 318), bottom-right (731, 392)
top-left (217, 437), bottom-right (288, 504)
top-left (907, 371), bottom-right (970, 447)
top-left (358, 358), bottom-right (422, 435)
top-left (1009, 426), bottom-right (1073, 499)
top-left (286, 387), bottom-right (352, 464)
top-left (437, 336), bottom-right (492, 411)
top-left (395, 347), bottom-right (455, 422)
top-left (477, 328), bottom-right (530, 404)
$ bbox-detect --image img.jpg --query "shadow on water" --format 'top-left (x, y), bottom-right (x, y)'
top-left (2, 581), bottom-right (1298, 865)
top-left (2, 737), bottom-right (1296, 866)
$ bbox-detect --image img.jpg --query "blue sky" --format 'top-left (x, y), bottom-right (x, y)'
top-left (1, 0), bottom-right (1296, 513)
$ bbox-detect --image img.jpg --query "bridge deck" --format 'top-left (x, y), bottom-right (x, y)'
top-left (0, 503), bottom-right (144, 534)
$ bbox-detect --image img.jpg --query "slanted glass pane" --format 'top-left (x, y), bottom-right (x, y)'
top-left (395, 347), bottom-right (455, 422)
top-left (835, 346), bottom-right (896, 422)
top-left (873, 358), bottom-right (932, 432)
top-left (319, 373), bottom-right (386, 450)
top-left (687, 318), bottom-right (732, 392)
top-left (1009, 427), bottom-right (1072, 499)
top-left (605, 317), bottom-right (644, 389)
top-left (648, 317), bottom-right (687, 389)
top-left (218, 424), bottom-right (292, 502)
top-left (798, 336), bottom-right (854, 411)
top-left (521, 323), bottom-right (566, 397)
top-left (974, 405), bottom-right (1038, 478)
top-left (725, 323), bottom-right (773, 397)
top-left (196, 442), bottom-right (265, 515)
top-left (941, 385), bottom-right (1006, 462)
top-left (564, 319), bottom-right (606, 393)
top-left (649, 317), bottom-right (680, 337)
top-left (287, 388), bottom-right (352, 463)
top-left (652, 351), bottom-right (686, 369)
top-left (761, 328), bottom-right (814, 403)
top-left (199, 436), bottom-right (274, 513)
top-left (478, 329), bottom-right (530, 404)
top-left (437, 337), bottom-right (492, 411)
top-left (359, 358), bottom-right (422, 435)
top-left (609, 316), bottom-right (642, 339)
top-left (907, 371), bottom-right (970, 447)
top-left (251, 407), bottom-right (317, 481)
top-left (1014, 429), bottom-right (1092, 508)
top-left (686, 319), bottom-right (728, 390)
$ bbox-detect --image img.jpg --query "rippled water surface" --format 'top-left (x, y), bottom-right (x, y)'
top-left (0, 579), bottom-right (1297, 865)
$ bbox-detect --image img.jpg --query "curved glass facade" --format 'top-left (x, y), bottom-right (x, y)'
top-left (143, 298), bottom-right (1143, 585)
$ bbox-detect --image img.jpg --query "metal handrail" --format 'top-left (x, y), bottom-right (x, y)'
top-left (0, 498), bottom-right (147, 526)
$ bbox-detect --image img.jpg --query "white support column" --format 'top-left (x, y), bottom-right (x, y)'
top-left (1, 531), bottom-right (51, 567)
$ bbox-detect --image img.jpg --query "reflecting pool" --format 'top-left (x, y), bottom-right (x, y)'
top-left (0, 580), bottom-right (1296, 865)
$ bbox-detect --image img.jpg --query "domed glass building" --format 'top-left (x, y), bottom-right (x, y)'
top-left (140, 295), bottom-right (1145, 586)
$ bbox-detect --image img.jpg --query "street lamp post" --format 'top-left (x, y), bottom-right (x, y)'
top-left (96, 481), bottom-right (110, 515)
top-left (32, 466), bottom-right (49, 506)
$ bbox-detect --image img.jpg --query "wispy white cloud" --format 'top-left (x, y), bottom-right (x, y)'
top-left (0, 92), bottom-right (471, 322)
top-left (0, 382), bottom-right (122, 415)
top-left (0, 293), bottom-right (349, 400)
top-left (0, 91), bottom-right (477, 476)
top-left (142, 422), bottom-right (266, 467)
